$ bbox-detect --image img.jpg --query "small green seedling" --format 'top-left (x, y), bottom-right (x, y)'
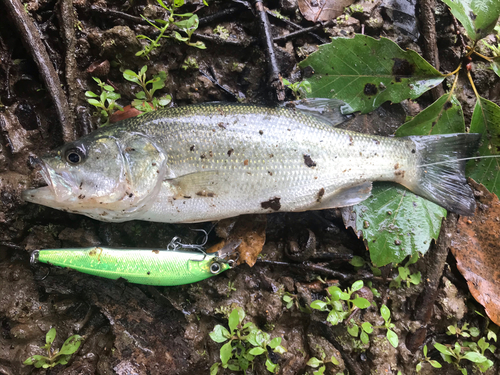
top-left (209, 307), bottom-right (286, 374)
top-left (136, 0), bottom-right (206, 58)
top-left (181, 56), bottom-right (199, 70)
top-left (379, 304), bottom-right (398, 348)
top-left (306, 347), bottom-right (340, 375)
top-left (434, 341), bottom-right (490, 375)
top-left (416, 344), bottom-right (442, 372)
top-left (123, 66), bottom-right (171, 112)
top-left (24, 327), bottom-right (82, 368)
top-left (213, 25), bottom-right (229, 40)
top-left (346, 319), bottom-right (373, 345)
top-left (282, 78), bottom-right (311, 99)
top-left (349, 255), bottom-right (382, 279)
top-left (226, 281), bottom-right (236, 297)
top-left (310, 280), bottom-right (371, 326)
top-left (463, 337), bottom-right (496, 372)
top-left (282, 292), bottom-right (312, 313)
top-left (389, 254), bottom-right (421, 288)
top-left (85, 77), bottom-right (123, 126)
top-left (447, 322), bottom-right (480, 338)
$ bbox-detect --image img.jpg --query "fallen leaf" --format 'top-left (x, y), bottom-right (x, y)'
top-left (450, 180), bottom-right (500, 325)
top-left (298, 0), bottom-right (355, 22)
top-left (109, 105), bottom-right (142, 123)
top-left (208, 215), bottom-right (267, 267)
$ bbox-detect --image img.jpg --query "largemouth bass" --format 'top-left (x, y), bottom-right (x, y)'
top-left (23, 100), bottom-right (480, 222)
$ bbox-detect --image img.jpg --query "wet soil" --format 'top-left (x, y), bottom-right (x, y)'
top-left (1, 1), bottom-right (499, 375)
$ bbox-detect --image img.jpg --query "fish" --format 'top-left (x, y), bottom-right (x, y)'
top-left (22, 99), bottom-right (481, 223)
top-left (31, 245), bottom-right (232, 286)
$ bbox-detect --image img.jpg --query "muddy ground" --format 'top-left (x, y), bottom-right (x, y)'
top-left (0, 0), bottom-right (499, 374)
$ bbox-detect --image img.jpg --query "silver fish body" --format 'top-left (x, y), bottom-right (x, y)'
top-left (23, 101), bottom-right (480, 222)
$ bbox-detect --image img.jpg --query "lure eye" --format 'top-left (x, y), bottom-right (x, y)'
top-left (210, 262), bottom-right (222, 274)
top-left (65, 147), bottom-right (86, 165)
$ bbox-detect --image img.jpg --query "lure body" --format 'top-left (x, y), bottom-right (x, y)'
top-left (34, 247), bottom-right (230, 286)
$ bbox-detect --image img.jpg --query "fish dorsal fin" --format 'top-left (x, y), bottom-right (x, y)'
top-left (314, 182), bottom-right (373, 209)
top-left (283, 98), bottom-right (354, 126)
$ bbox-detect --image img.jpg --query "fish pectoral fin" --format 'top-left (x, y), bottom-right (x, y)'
top-left (166, 170), bottom-right (225, 198)
top-left (314, 182), bottom-right (373, 209)
top-left (283, 98), bottom-right (353, 127)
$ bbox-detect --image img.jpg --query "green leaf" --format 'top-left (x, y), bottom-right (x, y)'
top-left (441, 0), bottom-right (500, 41)
top-left (139, 65), bottom-right (148, 76)
top-left (352, 297), bottom-right (371, 309)
top-left (326, 310), bottom-right (342, 326)
top-left (85, 91), bottom-right (98, 98)
top-left (351, 280), bottom-right (364, 292)
top-left (339, 292), bottom-right (350, 301)
top-left (350, 256), bottom-right (365, 267)
top-left (327, 286), bottom-right (342, 301)
top-left (447, 325), bottom-right (457, 335)
top-left (46, 327), bottom-right (56, 345)
top-left (351, 183), bottom-right (446, 266)
top-left (492, 57), bottom-right (500, 78)
top-left (269, 337), bottom-right (282, 349)
top-left (24, 355), bottom-right (46, 366)
top-left (307, 357), bottom-right (323, 368)
top-left (416, 362), bottom-right (422, 372)
top-left (362, 322), bottom-right (374, 333)
top-left (228, 309), bottom-right (240, 334)
top-left (265, 358), bottom-right (278, 372)
top-left (103, 85), bottom-right (115, 92)
top-left (87, 98), bottom-right (101, 107)
top-left (429, 360), bottom-right (442, 368)
top-left (386, 329), bottom-right (399, 348)
top-left (466, 97), bottom-right (500, 197)
top-left (220, 341), bottom-right (233, 365)
top-left (313, 365), bottom-right (326, 375)
top-left (123, 70), bottom-right (140, 83)
top-left (209, 325), bottom-right (230, 343)
top-left (434, 343), bottom-right (452, 355)
top-left (299, 34), bottom-right (445, 114)
top-left (380, 304), bottom-right (390, 321)
top-left (462, 351), bottom-right (488, 363)
top-left (398, 266), bottom-right (410, 280)
top-left (59, 335), bottom-right (82, 355)
top-left (395, 94), bottom-right (465, 136)
top-left (210, 362), bottom-right (220, 375)
top-left (135, 91), bottom-right (147, 100)
top-left (248, 347), bottom-right (266, 356)
top-left (310, 300), bottom-right (328, 310)
top-left (347, 323), bottom-right (359, 337)
top-left (469, 327), bottom-right (480, 337)
top-left (423, 344), bottom-right (428, 357)
top-left (409, 271), bottom-right (421, 285)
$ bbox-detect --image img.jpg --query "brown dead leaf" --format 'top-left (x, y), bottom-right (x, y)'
top-left (207, 215), bottom-right (267, 267)
top-left (450, 180), bottom-right (500, 325)
top-left (298, 0), bottom-right (355, 22)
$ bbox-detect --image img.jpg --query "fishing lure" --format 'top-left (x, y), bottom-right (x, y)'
top-left (31, 236), bottom-right (238, 286)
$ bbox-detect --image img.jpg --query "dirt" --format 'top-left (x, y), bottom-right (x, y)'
top-left (0, 1), bottom-right (499, 375)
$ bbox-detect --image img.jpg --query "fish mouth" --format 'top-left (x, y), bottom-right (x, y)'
top-left (22, 159), bottom-right (71, 206)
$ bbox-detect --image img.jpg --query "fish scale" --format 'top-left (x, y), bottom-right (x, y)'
top-left (22, 101), bottom-right (481, 222)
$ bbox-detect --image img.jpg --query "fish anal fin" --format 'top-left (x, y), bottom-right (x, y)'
top-left (314, 182), bottom-right (373, 209)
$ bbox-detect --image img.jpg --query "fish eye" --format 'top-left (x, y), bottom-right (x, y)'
top-left (210, 262), bottom-right (221, 274)
top-left (65, 148), bottom-right (86, 165)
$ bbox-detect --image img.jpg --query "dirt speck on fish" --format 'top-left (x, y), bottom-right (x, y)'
top-left (22, 100), bottom-right (481, 223)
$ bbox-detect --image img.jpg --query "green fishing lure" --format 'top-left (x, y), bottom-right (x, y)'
top-left (32, 245), bottom-right (233, 286)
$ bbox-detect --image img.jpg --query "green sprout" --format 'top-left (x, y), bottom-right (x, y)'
top-left (379, 304), bottom-right (398, 348)
top-left (24, 327), bottom-right (82, 369)
top-left (309, 280), bottom-right (371, 326)
top-left (226, 281), bottom-right (236, 297)
top-left (389, 254), bottom-right (421, 288)
top-left (416, 344), bottom-right (442, 372)
top-left (123, 65), bottom-right (171, 112)
top-left (85, 77), bottom-right (122, 126)
top-left (213, 25), bottom-right (229, 40)
top-left (447, 322), bottom-right (480, 338)
top-left (282, 78), bottom-right (311, 99)
top-left (434, 341), bottom-right (491, 375)
top-left (282, 292), bottom-right (312, 313)
top-left (136, 0), bottom-right (206, 59)
top-left (306, 346), bottom-right (340, 375)
top-left (181, 56), bottom-right (199, 70)
top-left (209, 307), bottom-right (286, 374)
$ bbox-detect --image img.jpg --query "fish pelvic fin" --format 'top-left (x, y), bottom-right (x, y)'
top-left (402, 133), bottom-right (481, 216)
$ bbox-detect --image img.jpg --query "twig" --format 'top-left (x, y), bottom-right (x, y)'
top-left (4, 0), bottom-right (75, 142)
top-left (198, 69), bottom-right (238, 99)
top-left (254, 0), bottom-right (285, 101)
top-left (266, 9), bottom-right (328, 44)
top-left (406, 213), bottom-right (458, 352)
top-left (90, 5), bottom-right (149, 25)
top-left (192, 32), bottom-right (255, 48)
top-left (419, 0), bottom-right (444, 100)
top-left (256, 259), bottom-right (372, 280)
top-left (273, 23), bottom-right (329, 43)
top-left (59, 0), bottom-right (80, 135)
top-left (198, 7), bottom-right (243, 27)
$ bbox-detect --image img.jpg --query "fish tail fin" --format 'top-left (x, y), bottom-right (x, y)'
top-left (402, 133), bottom-right (481, 216)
